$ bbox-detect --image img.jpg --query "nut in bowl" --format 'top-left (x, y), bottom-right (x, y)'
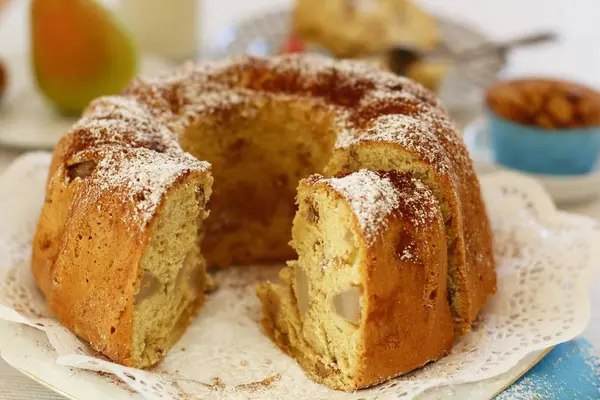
top-left (485, 78), bottom-right (600, 175)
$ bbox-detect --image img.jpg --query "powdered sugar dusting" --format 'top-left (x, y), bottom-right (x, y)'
top-left (319, 170), bottom-right (439, 245)
top-left (79, 147), bottom-right (209, 228)
top-left (326, 170), bottom-right (400, 244)
top-left (266, 54), bottom-right (435, 101)
top-left (113, 53), bottom-right (454, 178)
top-left (180, 90), bottom-right (254, 124)
top-left (60, 93), bottom-right (211, 231)
top-left (130, 53), bottom-right (441, 132)
top-left (403, 178), bottom-right (438, 227)
top-left (70, 96), bottom-right (181, 155)
top-left (335, 113), bottom-right (454, 174)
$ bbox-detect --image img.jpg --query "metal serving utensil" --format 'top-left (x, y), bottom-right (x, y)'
top-left (387, 32), bottom-right (557, 76)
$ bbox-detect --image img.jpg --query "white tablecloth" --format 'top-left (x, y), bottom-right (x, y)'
top-left (1, 0), bottom-right (600, 398)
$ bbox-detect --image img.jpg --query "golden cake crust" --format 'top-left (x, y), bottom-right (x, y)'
top-left (32, 54), bottom-right (495, 370)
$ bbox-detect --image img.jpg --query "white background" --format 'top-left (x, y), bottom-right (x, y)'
top-left (0, 0), bottom-right (599, 398)
top-left (0, 0), bottom-right (599, 88)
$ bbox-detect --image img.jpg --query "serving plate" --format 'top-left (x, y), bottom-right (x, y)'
top-left (0, 152), bottom-right (598, 399)
top-left (0, 321), bottom-right (550, 400)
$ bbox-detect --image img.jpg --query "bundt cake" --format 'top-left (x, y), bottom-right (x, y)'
top-left (32, 54), bottom-right (495, 378)
top-left (257, 170), bottom-right (454, 390)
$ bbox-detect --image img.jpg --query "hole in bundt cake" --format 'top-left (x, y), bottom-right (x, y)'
top-left (180, 100), bottom-right (337, 268)
top-left (315, 360), bottom-right (334, 378)
top-left (39, 237), bottom-right (51, 250)
top-left (66, 160), bottom-right (97, 181)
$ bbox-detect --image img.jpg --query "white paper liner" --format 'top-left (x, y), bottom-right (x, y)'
top-left (0, 152), bottom-right (598, 399)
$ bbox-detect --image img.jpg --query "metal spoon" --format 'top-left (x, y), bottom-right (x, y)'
top-left (387, 32), bottom-right (557, 76)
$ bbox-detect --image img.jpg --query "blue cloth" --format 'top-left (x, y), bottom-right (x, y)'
top-left (496, 338), bottom-right (600, 399)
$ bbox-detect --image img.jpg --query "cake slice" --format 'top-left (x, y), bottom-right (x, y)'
top-left (257, 170), bottom-right (454, 391)
top-left (32, 147), bottom-right (213, 368)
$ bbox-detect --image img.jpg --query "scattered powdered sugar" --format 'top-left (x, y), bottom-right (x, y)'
top-left (365, 87), bottom-right (416, 102)
top-left (85, 95), bottom-right (157, 121)
top-left (61, 93), bottom-right (211, 231)
top-left (495, 341), bottom-right (600, 400)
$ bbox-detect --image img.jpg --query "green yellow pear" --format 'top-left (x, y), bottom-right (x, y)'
top-left (31, 0), bottom-right (138, 116)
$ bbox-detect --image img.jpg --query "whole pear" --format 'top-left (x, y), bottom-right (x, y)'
top-left (31, 0), bottom-right (138, 116)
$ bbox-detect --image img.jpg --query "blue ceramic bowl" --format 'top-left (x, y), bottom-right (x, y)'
top-left (487, 111), bottom-right (600, 175)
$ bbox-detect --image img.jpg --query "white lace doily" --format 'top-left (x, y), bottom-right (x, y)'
top-left (0, 152), bottom-right (598, 400)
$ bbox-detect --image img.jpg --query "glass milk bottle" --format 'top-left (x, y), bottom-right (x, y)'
top-left (119, 0), bottom-right (199, 62)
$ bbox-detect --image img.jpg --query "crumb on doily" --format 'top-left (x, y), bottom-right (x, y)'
top-left (95, 371), bottom-right (137, 394)
top-left (13, 306), bottom-right (44, 319)
top-left (210, 376), bottom-right (226, 390)
top-left (234, 374), bottom-right (281, 393)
